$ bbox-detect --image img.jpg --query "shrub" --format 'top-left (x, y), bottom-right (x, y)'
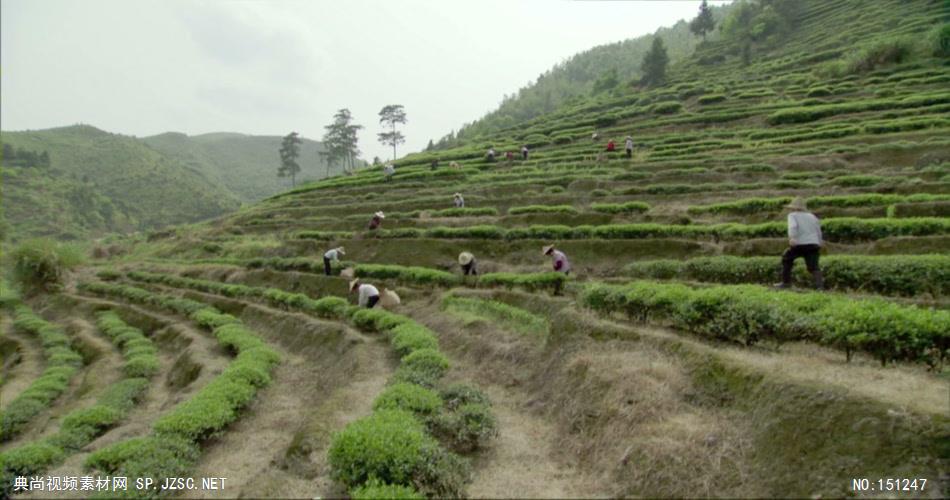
top-left (580, 281), bottom-right (950, 366)
top-left (590, 201), bottom-right (650, 214)
top-left (508, 205), bottom-right (578, 215)
top-left (10, 238), bottom-right (83, 292)
top-left (391, 323), bottom-right (440, 356)
top-left (443, 295), bottom-right (548, 338)
top-left (374, 383), bottom-right (443, 416)
top-left (697, 94), bottom-right (727, 105)
top-left (430, 207), bottom-right (499, 218)
top-left (429, 403), bottom-right (498, 453)
top-left (806, 86), bottom-right (832, 97)
top-left (478, 272), bottom-right (568, 295)
top-left (350, 480), bottom-right (424, 500)
top-left (394, 349), bottom-right (450, 388)
top-left (328, 409), bottom-right (437, 488)
top-left (652, 101), bottom-right (682, 114)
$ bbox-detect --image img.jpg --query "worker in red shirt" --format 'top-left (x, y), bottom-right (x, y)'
top-left (606, 140), bottom-right (616, 152)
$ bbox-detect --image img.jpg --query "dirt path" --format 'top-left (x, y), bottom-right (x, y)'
top-left (0, 316), bottom-right (45, 411)
top-left (466, 384), bottom-right (602, 498)
top-left (176, 338), bottom-right (393, 499)
top-left (405, 301), bottom-right (608, 499)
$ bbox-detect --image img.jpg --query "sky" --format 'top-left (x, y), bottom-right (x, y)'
top-left (1, 0), bottom-right (727, 162)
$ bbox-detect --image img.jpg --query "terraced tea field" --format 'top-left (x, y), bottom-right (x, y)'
top-left (2, 0), bottom-right (949, 497)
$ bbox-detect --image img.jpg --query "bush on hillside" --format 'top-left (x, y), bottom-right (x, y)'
top-left (10, 238), bottom-right (83, 292)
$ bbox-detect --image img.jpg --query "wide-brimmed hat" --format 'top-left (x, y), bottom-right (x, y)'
top-left (374, 211), bottom-right (386, 219)
top-left (542, 244), bottom-right (555, 255)
top-left (458, 251), bottom-right (474, 265)
top-left (335, 246), bottom-right (346, 255)
top-left (453, 192), bottom-right (462, 198)
top-left (785, 197), bottom-right (807, 211)
top-left (349, 279), bottom-right (360, 291)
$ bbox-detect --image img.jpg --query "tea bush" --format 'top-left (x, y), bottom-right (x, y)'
top-left (508, 205), bottom-right (579, 215)
top-left (10, 238), bottom-right (84, 292)
top-left (373, 383), bottom-right (443, 416)
top-left (394, 349), bottom-right (451, 388)
top-left (580, 281), bottom-right (950, 366)
top-left (1, 306), bottom-right (83, 441)
top-left (590, 201), bottom-right (650, 214)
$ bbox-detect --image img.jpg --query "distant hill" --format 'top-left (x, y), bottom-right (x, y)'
top-left (142, 131), bottom-right (338, 202)
top-left (0, 125), bottom-right (343, 242)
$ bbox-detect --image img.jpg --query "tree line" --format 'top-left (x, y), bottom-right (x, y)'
top-left (278, 105), bottom-right (408, 187)
top-left (2, 144), bottom-right (51, 169)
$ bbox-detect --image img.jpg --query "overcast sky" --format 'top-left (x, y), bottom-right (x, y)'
top-left (2, 0), bottom-right (726, 161)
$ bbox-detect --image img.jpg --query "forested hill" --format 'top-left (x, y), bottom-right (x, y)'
top-left (430, 1), bottom-right (735, 146)
top-left (142, 131), bottom-right (332, 202)
top-left (0, 125), bottom-right (333, 242)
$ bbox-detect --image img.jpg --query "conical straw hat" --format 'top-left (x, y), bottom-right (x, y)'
top-left (458, 252), bottom-right (474, 265)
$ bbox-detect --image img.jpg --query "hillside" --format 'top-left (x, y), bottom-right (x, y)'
top-left (2, 0), bottom-right (948, 498)
top-left (142, 131), bottom-right (337, 203)
top-left (0, 125), bottom-right (337, 242)
top-left (438, 1), bottom-right (735, 144)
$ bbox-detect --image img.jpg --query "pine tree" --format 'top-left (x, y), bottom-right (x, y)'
top-left (689, 0), bottom-right (716, 41)
top-left (640, 37), bottom-right (669, 87)
top-left (277, 132), bottom-right (302, 187)
top-left (322, 109), bottom-right (363, 175)
top-left (377, 104), bottom-right (407, 160)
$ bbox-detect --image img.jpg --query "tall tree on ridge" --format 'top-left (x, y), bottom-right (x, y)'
top-left (377, 104), bottom-right (407, 160)
top-left (277, 131), bottom-right (302, 187)
top-left (690, 0), bottom-right (716, 41)
top-left (322, 109), bottom-right (363, 176)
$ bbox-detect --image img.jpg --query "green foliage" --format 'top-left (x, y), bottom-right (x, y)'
top-left (2, 306), bottom-right (82, 441)
top-left (443, 295), bottom-right (549, 338)
top-left (580, 281), bottom-right (950, 366)
top-left (652, 101), bottom-right (682, 114)
top-left (350, 480), bottom-right (424, 500)
top-left (96, 311), bottom-right (159, 378)
top-left (478, 272), bottom-right (568, 295)
top-left (430, 207), bottom-right (498, 217)
top-left (328, 409), bottom-right (443, 489)
top-left (278, 131), bottom-right (303, 187)
top-left (353, 263), bottom-right (460, 286)
top-left (10, 238), bottom-right (83, 292)
top-left (697, 93), bottom-right (727, 104)
top-left (390, 323), bottom-right (440, 357)
top-left (508, 205), bottom-right (578, 215)
top-left (394, 349), bottom-right (450, 388)
top-left (626, 255), bottom-right (950, 297)
top-left (428, 403), bottom-right (498, 453)
top-left (86, 435), bottom-right (200, 493)
top-left (590, 201), bottom-right (650, 214)
top-left (373, 383), bottom-right (443, 416)
top-left (766, 92), bottom-right (950, 125)
top-left (640, 37), bottom-right (670, 86)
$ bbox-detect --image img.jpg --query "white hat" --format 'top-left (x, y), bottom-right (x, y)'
top-left (542, 244), bottom-right (555, 255)
top-left (374, 211), bottom-right (386, 219)
top-left (785, 197), bottom-right (807, 211)
top-left (336, 246), bottom-right (346, 256)
top-left (349, 279), bottom-right (360, 291)
top-left (458, 252), bottom-right (474, 265)
top-left (454, 192), bottom-right (462, 198)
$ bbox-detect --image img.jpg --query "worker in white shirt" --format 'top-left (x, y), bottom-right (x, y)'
top-left (350, 279), bottom-right (380, 308)
top-left (775, 197), bottom-right (824, 290)
top-left (323, 246), bottom-right (345, 276)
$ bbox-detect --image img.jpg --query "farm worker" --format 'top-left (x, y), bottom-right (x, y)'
top-left (606, 140), bottom-right (616, 152)
top-left (458, 251), bottom-right (478, 276)
top-left (505, 151), bottom-right (514, 166)
top-left (775, 197), bottom-right (824, 290)
top-left (323, 246), bottom-right (345, 276)
top-left (486, 147), bottom-right (496, 162)
top-left (449, 161), bottom-right (461, 169)
top-left (591, 132), bottom-right (599, 142)
top-left (625, 136), bottom-right (634, 158)
top-left (543, 244), bottom-right (571, 275)
top-left (383, 163), bottom-right (395, 181)
top-left (453, 192), bottom-right (465, 208)
top-left (430, 159), bottom-right (439, 171)
top-left (521, 145), bottom-right (529, 160)
top-left (368, 211), bottom-right (385, 230)
top-left (350, 279), bottom-right (380, 308)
